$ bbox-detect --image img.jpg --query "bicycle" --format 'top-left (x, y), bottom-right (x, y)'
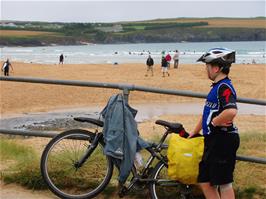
top-left (40, 117), bottom-right (196, 199)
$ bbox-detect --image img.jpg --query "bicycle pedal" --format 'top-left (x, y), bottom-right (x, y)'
top-left (118, 185), bottom-right (128, 198)
top-left (132, 182), bottom-right (145, 191)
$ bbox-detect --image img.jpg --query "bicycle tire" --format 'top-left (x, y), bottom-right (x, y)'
top-left (40, 129), bottom-right (113, 199)
top-left (149, 161), bottom-right (191, 199)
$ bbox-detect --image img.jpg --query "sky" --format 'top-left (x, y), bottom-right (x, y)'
top-left (1, 0), bottom-right (265, 23)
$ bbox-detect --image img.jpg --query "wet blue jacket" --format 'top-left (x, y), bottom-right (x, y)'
top-left (101, 94), bottom-right (150, 183)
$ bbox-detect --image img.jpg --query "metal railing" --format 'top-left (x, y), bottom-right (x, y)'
top-left (0, 128), bottom-right (266, 164)
top-left (1, 76), bottom-right (266, 105)
top-left (1, 76), bottom-right (266, 165)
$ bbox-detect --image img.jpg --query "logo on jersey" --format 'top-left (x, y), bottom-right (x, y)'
top-left (222, 88), bottom-right (231, 103)
top-left (205, 101), bottom-right (217, 108)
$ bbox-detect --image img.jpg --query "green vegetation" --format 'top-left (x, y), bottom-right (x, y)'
top-left (234, 132), bottom-right (266, 198)
top-left (0, 139), bottom-right (44, 189)
top-left (0, 138), bottom-right (35, 160)
top-left (121, 21), bottom-right (208, 31)
top-left (0, 131), bottom-right (265, 198)
top-left (1, 17), bottom-right (265, 46)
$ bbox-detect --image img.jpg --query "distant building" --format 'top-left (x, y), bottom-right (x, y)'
top-left (0, 22), bottom-right (17, 27)
top-left (95, 24), bottom-right (123, 33)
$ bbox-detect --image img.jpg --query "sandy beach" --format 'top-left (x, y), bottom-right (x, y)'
top-left (0, 62), bottom-right (265, 199)
top-left (0, 60), bottom-right (265, 199)
top-left (0, 62), bottom-right (265, 115)
top-left (1, 61), bottom-right (265, 135)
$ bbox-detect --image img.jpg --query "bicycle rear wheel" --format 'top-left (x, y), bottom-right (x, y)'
top-left (41, 129), bottom-right (113, 199)
top-left (149, 161), bottom-right (192, 199)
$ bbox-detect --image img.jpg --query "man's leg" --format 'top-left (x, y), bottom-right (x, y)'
top-left (174, 60), bottom-right (177, 68)
top-left (200, 182), bottom-right (220, 199)
top-left (4, 69), bottom-right (9, 76)
top-left (166, 68), bottom-right (170, 76)
top-left (220, 183), bottom-right (235, 199)
top-left (145, 67), bottom-right (149, 76)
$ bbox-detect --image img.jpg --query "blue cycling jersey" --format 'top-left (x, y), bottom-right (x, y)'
top-left (202, 77), bottom-right (238, 135)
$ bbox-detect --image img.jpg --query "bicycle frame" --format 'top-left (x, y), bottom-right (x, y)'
top-left (73, 124), bottom-right (184, 197)
top-left (74, 132), bottom-right (103, 168)
top-left (119, 127), bottom-right (182, 196)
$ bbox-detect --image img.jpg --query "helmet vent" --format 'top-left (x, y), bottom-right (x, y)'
top-left (213, 51), bottom-right (222, 54)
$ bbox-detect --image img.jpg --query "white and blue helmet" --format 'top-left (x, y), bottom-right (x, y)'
top-left (197, 48), bottom-right (235, 64)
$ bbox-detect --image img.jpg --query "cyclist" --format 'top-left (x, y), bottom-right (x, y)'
top-left (189, 48), bottom-right (240, 199)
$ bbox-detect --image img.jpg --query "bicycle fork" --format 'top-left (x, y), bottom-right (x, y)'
top-left (74, 133), bottom-right (102, 169)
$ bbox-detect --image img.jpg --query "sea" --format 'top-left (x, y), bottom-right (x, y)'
top-left (1, 41), bottom-right (265, 65)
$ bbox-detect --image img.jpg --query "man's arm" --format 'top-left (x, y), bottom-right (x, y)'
top-left (10, 63), bottom-right (14, 71)
top-left (211, 108), bottom-right (237, 127)
top-left (189, 116), bottom-right (202, 138)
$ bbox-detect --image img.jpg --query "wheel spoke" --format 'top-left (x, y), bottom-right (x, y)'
top-left (150, 161), bottom-right (191, 199)
top-left (41, 130), bottom-right (113, 199)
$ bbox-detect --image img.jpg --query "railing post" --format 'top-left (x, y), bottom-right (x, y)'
top-left (123, 88), bottom-right (130, 103)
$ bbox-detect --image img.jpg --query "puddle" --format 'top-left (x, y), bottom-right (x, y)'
top-left (0, 102), bottom-right (265, 131)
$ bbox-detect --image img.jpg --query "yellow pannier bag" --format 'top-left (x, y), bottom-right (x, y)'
top-left (167, 134), bottom-right (204, 184)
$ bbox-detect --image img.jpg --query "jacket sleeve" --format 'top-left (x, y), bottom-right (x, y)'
top-left (218, 84), bottom-right (237, 110)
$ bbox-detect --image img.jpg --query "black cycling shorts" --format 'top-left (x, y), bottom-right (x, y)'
top-left (197, 132), bottom-right (240, 186)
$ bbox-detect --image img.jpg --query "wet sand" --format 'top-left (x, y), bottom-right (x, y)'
top-left (1, 102), bottom-right (265, 131)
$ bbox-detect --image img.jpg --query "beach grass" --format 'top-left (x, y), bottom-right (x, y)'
top-left (0, 130), bottom-right (265, 198)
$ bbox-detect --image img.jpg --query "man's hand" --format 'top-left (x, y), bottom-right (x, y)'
top-left (188, 132), bottom-right (197, 138)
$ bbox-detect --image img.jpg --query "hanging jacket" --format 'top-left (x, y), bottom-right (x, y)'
top-left (101, 94), bottom-right (150, 183)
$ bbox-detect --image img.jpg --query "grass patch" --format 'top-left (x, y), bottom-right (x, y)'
top-left (0, 139), bottom-right (45, 189)
top-left (238, 131), bottom-right (266, 157)
top-left (235, 132), bottom-right (266, 198)
top-left (0, 139), bottom-right (34, 160)
top-left (0, 131), bottom-right (265, 198)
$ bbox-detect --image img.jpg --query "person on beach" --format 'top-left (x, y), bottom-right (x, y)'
top-left (173, 50), bottom-right (180, 69)
top-left (59, 54), bottom-right (64, 64)
top-left (145, 55), bottom-right (154, 77)
top-left (165, 53), bottom-right (172, 69)
top-left (189, 48), bottom-right (239, 199)
top-left (2, 58), bottom-right (14, 76)
top-left (161, 56), bottom-right (170, 77)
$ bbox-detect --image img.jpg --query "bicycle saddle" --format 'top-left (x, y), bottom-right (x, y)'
top-left (155, 120), bottom-right (183, 133)
top-left (74, 117), bottom-right (104, 127)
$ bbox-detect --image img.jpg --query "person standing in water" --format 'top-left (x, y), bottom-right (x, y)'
top-left (173, 50), bottom-right (180, 69)
top-left (59, 54), bottom-right (64, 64)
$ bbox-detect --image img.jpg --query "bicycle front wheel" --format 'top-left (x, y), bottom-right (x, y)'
top-left (41, 129), bottom-right (113, 199)
top-left (149, 161), bottom-right (192, 199)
